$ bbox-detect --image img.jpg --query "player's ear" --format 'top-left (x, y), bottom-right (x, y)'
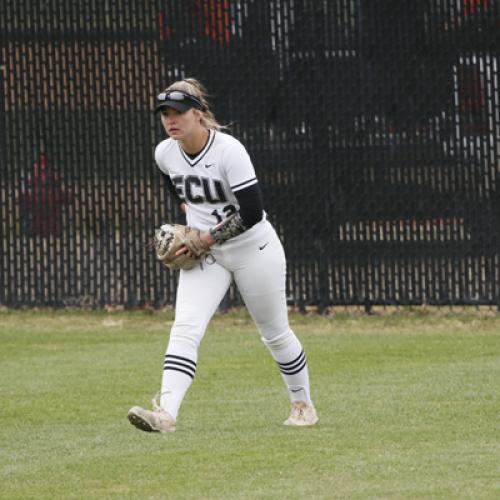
top-left (194, 108), bottom-right (203, 122)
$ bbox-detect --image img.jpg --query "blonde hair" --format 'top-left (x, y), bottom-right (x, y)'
top-left (164, 78), bottom-right (226, 131)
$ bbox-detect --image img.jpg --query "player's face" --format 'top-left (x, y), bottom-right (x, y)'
top-left (160, 108), bottom-right (201, 141)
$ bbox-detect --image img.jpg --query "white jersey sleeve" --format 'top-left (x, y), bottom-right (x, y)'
top-left (154, 139), bottom-right (174, 176)
top-left (222, 140), bottom-right (258, 193)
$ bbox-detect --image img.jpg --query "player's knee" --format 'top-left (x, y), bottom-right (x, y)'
top-left (169, 321), bottom-right (204, 351)
top-left (261, 328), bottom-right (296, 350)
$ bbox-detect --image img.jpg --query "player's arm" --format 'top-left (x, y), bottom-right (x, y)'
top-left (208, 183), bottom-right (264, 244)
top-left (203, 140), bottom-right (264, 244)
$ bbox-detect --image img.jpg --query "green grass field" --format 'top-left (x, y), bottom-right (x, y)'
top-left (0, 308), bottom-right (499, 499)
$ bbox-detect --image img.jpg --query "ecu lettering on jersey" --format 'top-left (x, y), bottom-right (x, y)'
top-left (171, 175), bottom-right (228, 204)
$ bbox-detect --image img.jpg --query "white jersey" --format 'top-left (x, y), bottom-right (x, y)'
top-left (155, 130), bottom-right (259, 231)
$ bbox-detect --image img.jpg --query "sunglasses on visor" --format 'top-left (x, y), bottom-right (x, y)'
top-left (156, 90), bottom-right (204, 110)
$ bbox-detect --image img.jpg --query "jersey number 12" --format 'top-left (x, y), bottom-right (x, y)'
top-left (211, 204), bottom-right (236, 223)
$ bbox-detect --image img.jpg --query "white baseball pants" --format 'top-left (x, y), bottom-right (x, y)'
top-left (161, 219), bottom-right (312, 419)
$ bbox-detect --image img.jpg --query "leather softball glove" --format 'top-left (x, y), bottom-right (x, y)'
top-left (154, 223), bottom-right (210, 270)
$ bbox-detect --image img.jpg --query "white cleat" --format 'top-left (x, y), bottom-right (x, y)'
top-left (283, 401), bottom-right (319, 426)
top-left (128, 397), bottom-right (176, 433)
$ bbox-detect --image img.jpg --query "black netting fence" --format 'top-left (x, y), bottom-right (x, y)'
top-left (1, 0), bottom-right (499, 309)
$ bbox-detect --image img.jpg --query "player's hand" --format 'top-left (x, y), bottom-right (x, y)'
top-left (200, 231), bottom-right (215, 247)
top-left (175, 232), bottom-right (214, 257)
top-left (175, 245), bottom-right (190, 257)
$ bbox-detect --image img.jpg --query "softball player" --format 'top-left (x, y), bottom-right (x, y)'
top-left (128, 78), bottom-right (318, 432)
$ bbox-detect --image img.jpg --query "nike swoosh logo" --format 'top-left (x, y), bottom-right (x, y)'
top-left (259, 242), bottom-right (269, 250)
top-left (290, 388), bottom-right (303, 393)
top-left (205, 163), bottom-right (214, 168)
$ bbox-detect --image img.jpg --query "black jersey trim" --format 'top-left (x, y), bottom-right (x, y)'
top-left (179, 130), bottom-right (216, 168)
top-left (231, 177), bottom-right (257, 191)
